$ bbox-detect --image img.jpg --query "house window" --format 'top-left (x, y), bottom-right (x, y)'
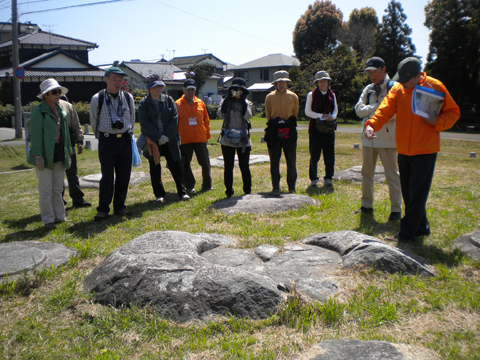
top-left (234, 71), bottom-right (249, 82)
top-left (263, 69), bottom-right (269, 81)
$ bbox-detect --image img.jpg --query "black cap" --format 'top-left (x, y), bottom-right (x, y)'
top-left (392, 57), bottom-right (422, 83)
top-left (183, 79), bottom-right (196, 89)
top-left (365, 57), bottom-right (386, 71)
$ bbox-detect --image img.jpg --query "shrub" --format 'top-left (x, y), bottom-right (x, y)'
top-left (206, 104), bottom-right (219, 120)
top-left (0, 103), bottom-right (14, 127)
top-left (72, 102), bottom-right (90, 125)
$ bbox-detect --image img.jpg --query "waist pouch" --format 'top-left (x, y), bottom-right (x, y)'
top-left (224, 129), bottom-right (242, 144)
top-left (315, 119), bottom-right (337, 133)
top-left (277, 120), bottom-right (290, 139)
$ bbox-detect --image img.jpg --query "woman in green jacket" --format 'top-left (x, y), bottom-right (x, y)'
top-left (27, 79), bottom-right (73, 228)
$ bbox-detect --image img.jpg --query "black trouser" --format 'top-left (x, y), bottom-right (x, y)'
top-left (309, 130), bottom-right (335, 181)
top-left (398, 153), bottom-right (437, 240)
top-left (221, 145), bottom-right (251, 197)
top-left (268, 138), bottom-right (297, 190)
top-left (180, 142), bottom-right (212, 190)
top-left (64, 153), bottom-right (85, 204)
top-left (148, 143), bottom-right (186, 198)
top-left (97, 133), bottom-right (132, 214)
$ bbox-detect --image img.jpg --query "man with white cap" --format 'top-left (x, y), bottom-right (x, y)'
top-left (89, 66), bottom-right (135, 221)
top-left (304, 70), bottom-right (338, 189)
top-left (355, 57), bottom-right (401, 221)
top-left (175, 78), bottom-right (212, 193)
top-left (264, 70), bottom-right (299, 192)
top-left (27, 79), bottom-right (73, 228)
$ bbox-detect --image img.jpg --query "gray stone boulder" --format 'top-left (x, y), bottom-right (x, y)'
top-left (210, 193), bottom-right (319, 215)
top-left (296, 339), bottom-right (441, 360)
top-left (302, 230), bottom-right (435, 277)
top-left (203, 244), bottom-right (342, 301)
top-left (67, 171), bottom-right (149, 189)
top-left (210, 154), bottom-right (270, 167)
top-left (454, 230), bottom-right (480, 262)
top-left (83, 231), bottom-right (284, 323)
top-left (333, 165), bottom-right (385, 183)
top-left (0, 241), bottom-right (78, 282)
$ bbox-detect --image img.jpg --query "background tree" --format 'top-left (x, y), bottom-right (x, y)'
top-left (342, 7), bottom-right (378, 60)
top-left (293, 0), bottom-right (343, 64)
top-left (186, 63), bottom-right (216, 95)
top-left (424, 0), bottom-right (480, 106)
top-left (291, 45), bottom-right (367, 121)
top-left (373, 0), bottom-right (416, 77)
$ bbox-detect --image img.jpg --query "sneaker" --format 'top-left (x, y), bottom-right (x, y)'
top-left (385, 233), bottom-right (415, 243)
top-left (156, 197), bottom-right (165, 203)
top-left (72, 199), bottom-right (92, 208)
top-left (44, 222), bottom-right (56, 229)
top-left (54, 218), bottom-right (67, 224)
top-left (355, 207), bottom-right (373, 215)
top-left (288, 188), bottom-right (296, 193)
top-left (388, 212), bottom-right (402, 221)
top-left (94, 211), bottom-right (107, 221)
top-left (310, 179), bottom-right (319, 187)
top-left (324, 179), bottom-right (334, 189)
top-left (114, 209), bottom-right (132, 217)
top-left (416, 228), bottom-right (431, 237)
top-left (181, 194), bottom-right (190, 201)
top-left (201, 186), bottom-right (214, 192)
top-left (186, 188), bottom-right (196, 194)
top-left (272, 187), bottom-right (281, 193)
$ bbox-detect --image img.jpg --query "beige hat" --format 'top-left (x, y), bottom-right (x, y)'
top-left (313, 70), bottom-right (331, 83)
top-left (272, 70), bottom-right (291, 84)
top-left (37, 79), bottom-right (68, 99)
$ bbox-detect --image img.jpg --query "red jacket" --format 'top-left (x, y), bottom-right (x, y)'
top-left (175, 95), bottom-right (210, 145)
top-left (366, 73), bottom-right (460, 156)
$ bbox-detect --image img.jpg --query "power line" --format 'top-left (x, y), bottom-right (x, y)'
top-left (19, 0), bottom-right (130, 16)
top-left (152, 0), bottom-right (290, 50)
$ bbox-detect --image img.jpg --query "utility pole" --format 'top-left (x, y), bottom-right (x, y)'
top-left (12, 0), bottom-right (23, 139)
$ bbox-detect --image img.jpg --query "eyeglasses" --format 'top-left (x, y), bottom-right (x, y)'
top-left (49, 89), bottom-right (61, 95)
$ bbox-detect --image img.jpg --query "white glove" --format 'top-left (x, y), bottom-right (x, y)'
top-left (158, 135), bottom-right (169, 146)
top-left (35, 156), bottom-right (45, 171)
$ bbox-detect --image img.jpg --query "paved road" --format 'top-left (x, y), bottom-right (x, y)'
top-left (1, 125), bottom-right (480, 152)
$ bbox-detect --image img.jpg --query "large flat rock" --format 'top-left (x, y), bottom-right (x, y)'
top-left (333, 165), bottom-right (385, 183)
top-left (454, 230), bottom-right (480, 262)
top-left (210, 154), bottom-right (270, 167)
top-left (65, 171), bottom-right (150, 189)
top-left (210, 193), bottom-right (319, 214)
top-left (296, 339), bottom-right (441, 360)
top-left (0, 241), bottom-right (78, 281)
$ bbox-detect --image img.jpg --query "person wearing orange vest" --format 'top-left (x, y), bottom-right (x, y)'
top-left (175, 79), bottom-right (212, 193)
top-left (365, 57), bottom-right (460, 242)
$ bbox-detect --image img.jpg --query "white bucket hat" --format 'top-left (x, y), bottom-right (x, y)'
top-left (313, 70), bottom-right (332, 83)
top-left (37, 79), bottom-right (68, 99)
top-left (272, 70), bottom-right (292, 84)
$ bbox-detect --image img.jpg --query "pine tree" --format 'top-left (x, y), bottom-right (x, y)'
top-left (424, 0), bottom-right (480, 105)
top-left (373, 0), bottom-right (416, 77)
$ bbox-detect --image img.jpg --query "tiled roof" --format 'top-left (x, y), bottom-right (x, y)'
top-left (0, 67), bottom-right (105, 77)
top-left (169, 54), bottom-right (226, 66)
top-left (122, 62), bottom-right (182, 80)
top-left (231, 54), bottom-right (300, 70)
top-left (0, 30), bottom-right (97, 49)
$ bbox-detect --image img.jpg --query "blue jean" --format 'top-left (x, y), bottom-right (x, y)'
top-left (398, 153), bottom-right (437, 240)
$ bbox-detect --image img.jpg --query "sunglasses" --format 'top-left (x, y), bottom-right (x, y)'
top-left (49, 89), bottom-right (62, 95)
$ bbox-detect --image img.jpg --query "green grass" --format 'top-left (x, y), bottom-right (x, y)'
top-left (0, 128), bottom-right (479, 359)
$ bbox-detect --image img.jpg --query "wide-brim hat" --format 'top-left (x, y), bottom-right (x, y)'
top-left (37, 79), bottom-right (68, 99)
top-left (313, 70), bottom-right (331, 83)
top-left (228, 77), bottom-right (249, 95)
top-left (272, 70), bottom-right (291, 84)
top-left (392, 57), bottom-right (422, 83)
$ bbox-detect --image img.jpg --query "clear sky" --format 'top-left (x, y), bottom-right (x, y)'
top-left (2, 0), bottom-right (431, 69)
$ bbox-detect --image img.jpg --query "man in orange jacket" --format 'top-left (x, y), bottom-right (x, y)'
top-left (175, 79), bottom-right (212, 193)
top-left (365, 57), bottom-right (460, 242)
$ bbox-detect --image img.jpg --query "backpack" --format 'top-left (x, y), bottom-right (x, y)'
top-left (94, 89), bottom-right (133, 137)
top-left (367, 80), bottom-right (394, 105)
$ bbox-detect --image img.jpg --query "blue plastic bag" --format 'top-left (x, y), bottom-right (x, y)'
top-left (131, 134), bottom-right (141, 167)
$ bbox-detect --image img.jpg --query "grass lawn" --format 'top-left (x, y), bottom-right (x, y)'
top-left (0, 127), bottom-right (479, 359)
